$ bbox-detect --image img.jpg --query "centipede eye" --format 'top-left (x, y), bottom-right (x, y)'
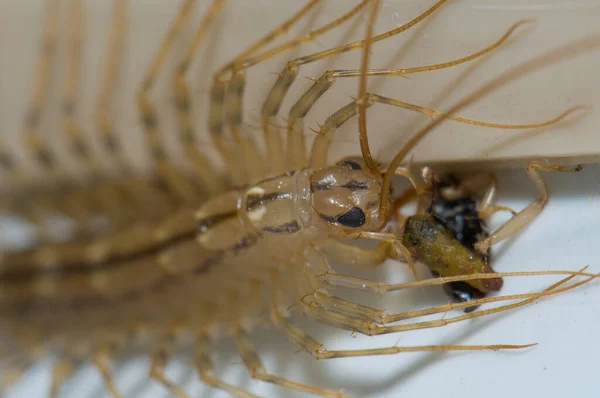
top-left (337, 207), bottom-right (366, 227)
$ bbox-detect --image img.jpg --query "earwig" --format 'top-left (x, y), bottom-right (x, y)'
top-left (1, 1), bottom-right (599, 397)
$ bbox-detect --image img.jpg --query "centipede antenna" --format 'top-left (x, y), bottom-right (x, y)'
top-left (378, 32), bottom-right (600, 220)
top-left (358, 0), bottom-right (381, 177)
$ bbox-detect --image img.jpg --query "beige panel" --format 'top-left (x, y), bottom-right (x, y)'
top-left (0, 0), bottom-right (599, 182)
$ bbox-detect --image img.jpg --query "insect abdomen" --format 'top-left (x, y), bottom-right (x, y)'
top-left (403, 214), bottom-right (503, 293)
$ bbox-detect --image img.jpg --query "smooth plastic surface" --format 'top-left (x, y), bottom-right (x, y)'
top-left (0, 0), bottom-right (599, 177)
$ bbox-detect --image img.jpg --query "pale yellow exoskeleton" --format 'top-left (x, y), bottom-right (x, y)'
top-left (1, 1), bottom-right (600, 398)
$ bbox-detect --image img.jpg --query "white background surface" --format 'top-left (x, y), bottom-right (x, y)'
top-left (1, 1), bottom-right (600, 397)
top-left (6, 166), bottom-right (600, 398)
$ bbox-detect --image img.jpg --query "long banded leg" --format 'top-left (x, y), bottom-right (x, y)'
top-left (0, 357), bottom-right (35, 395)
top-left (270, 280), bottom-right (536, 363)
top-left (150, 325), bottom-right (189, 398)
top-left (309, 95), bottom-right (583, 169)
top-left (137, 0), bottom-right (199, 203)
top-left (234, 327), bottom-right (345, 398)
top-left (95, 0), bottom-right (172, 216)
top-left (302, 250), bottom-right (600, 326)
top-left (49, 356), bottom-right (77, 398)
top-left (93, 341), bottom-right (123, 398)
top-left (173, 0), bottom-right (225, 194)
top-left (303, 19), bottom-right (577, 168)
top-left (304, 267), bottom-right (596, 336)
top-left (377, 34), bottom-right (600, 221)
top-left (63, 0), bottom-right (133, 224)
top-left (210, 0), bottom-right (372, 181)
top-left (244, 0), bottom-right (372, 176)
top-left (258, 0), bottom-right (449, 171)
top-left (18, 0), bottom-right (93, 228)
top-left (195, 331), bottom-right (259, 398)
top-left (474, 161), bottom-right (582, 253)
top-left (216, 0), bottom-right (373, 181)
top-left (209, 0), bottom-right (326, 184)
top-left (21, 0), bottom-right (62, 181)
top-left (63, 0), bottom-right (100, 178)
top-left (95, 0), bottom-right (130, 176)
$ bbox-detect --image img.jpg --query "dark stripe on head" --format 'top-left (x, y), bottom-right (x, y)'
top-left (262, 221), bottom-right (300, 234)
top-left (246, 192), bottom-right (290, 211)
top-left (197, 210), bottom-right (237, 234)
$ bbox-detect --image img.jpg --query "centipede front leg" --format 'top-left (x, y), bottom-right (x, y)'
top-left (1, 1), bottom-right (599, 398)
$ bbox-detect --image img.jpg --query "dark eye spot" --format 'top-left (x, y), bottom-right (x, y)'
top-left (338, 160), bottom-right (362, 170)
top-left (337, 207), bottom-right (366, 227)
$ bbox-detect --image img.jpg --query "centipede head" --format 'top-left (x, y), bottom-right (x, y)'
top-left (309, 157), bottom-right (390, 236)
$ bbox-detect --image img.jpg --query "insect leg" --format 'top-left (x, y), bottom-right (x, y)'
top-left (234, 327), bottom-right (346, 398)
top-left (150, 326), bottom-right (190, 398)
top-left (272, 0), bottom-right (449, 170)
top-left (17, 0), bottom-right (92, 227)
top-left (250, 1), bottom-right (373, 174)
top-left (309, 94), bottom-right (582, 171)
top-left (272, 286), bottom-right (533, 361)
top-left (447, 172), bottom-right (519, 218)
top-left (21, 0), bottom-right (61, 181)
top-left (93, 343), bottom-right (123, 398)
top-left (137, 0), bottom-right (199, 203)
top-left (210, 0), bottom-right (328, 184)
top-left (95, 0), bottom-right (130, 175)
top-left (304, 269), bottom-right (595, 336)
top-left (63, 0), bottom-right (100, 179)
top-left (173, 0), bottom-right (226, 194)
top-left (324, 240), bottom-right (391, 268)
top-left (95, 0), bottom-right (173, 216)
top-left (195, 331), bottom-right (259, 398)
top-left (475, 161), bottom-right (582, 253)
top-left (49, 357), bottom-right (77, 398)
top-left (225, 71), bottom-right (267, 182)
top-left (0, 357), bottom-right (35, 395)
top-left (310, 269), bottom-right (594, 327)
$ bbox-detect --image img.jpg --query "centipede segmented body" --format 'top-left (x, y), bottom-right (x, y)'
top-left (1, 1), bottom-right (599, 397)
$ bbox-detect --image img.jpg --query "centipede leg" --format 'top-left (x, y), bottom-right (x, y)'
top-left (218, 0), bottom-right (372, 177)
top-left (324, 240), bottom-right (391, 268)
top-left (137, 0), bottom-right (199, 203)
top-left (234, 327), bottom-right (345, 398)
top-left (209, 0), bottom-right (327, 184)
top-left (306, 269), bottom-right (595, 334)
top-left (0, 357), bottom-right (34, 395)
top-left (173, 0), bottom-right (225, 194)
top-left (475, 161), bottom-right (582, 253)
top-left (93, 344), bottom-right (123, 398)
top-left (149, 327), bottom-right (189, 398)
top-left (272, 286), bottom-right (534, 361)
top-left (195, 331), bottom-right (259, 398)
top-left (258, 0), bottom-right (447, 170)
top-left (49, 357), bottom-right (76, 398)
